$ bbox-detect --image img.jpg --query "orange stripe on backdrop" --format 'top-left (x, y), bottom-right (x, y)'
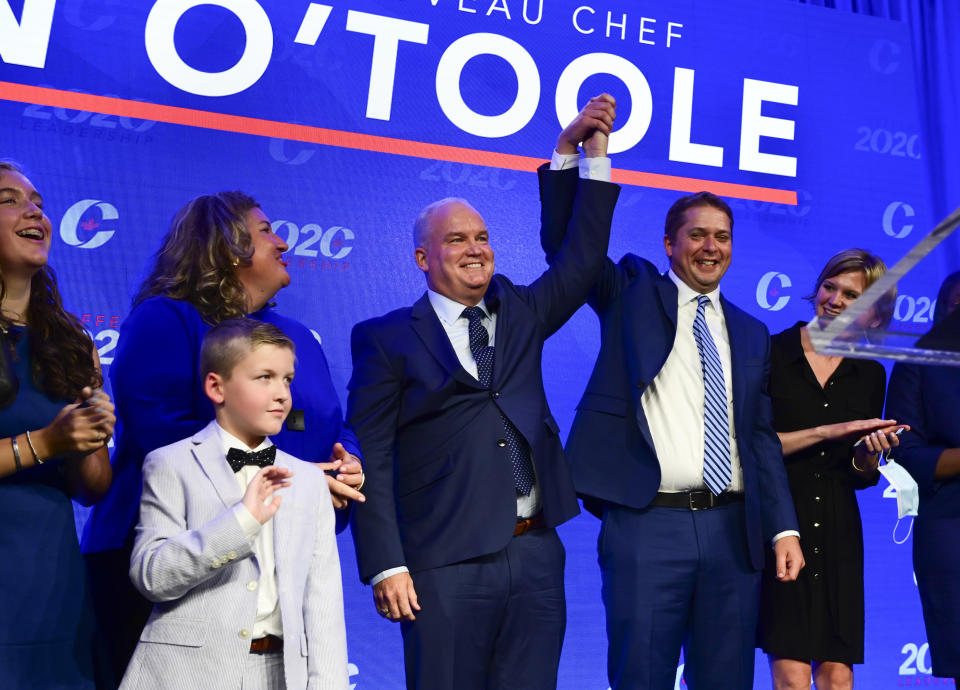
top-left (0, 81), bottom-right (797, 205)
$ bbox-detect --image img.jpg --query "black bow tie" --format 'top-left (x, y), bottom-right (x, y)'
top-left (226, 445), bottom-right (276, 473)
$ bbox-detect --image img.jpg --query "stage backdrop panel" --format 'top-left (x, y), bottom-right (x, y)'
top-left (1, 0), bottom-right (951, 686)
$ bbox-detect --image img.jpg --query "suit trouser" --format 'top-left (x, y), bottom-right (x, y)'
top-left (600, 501), bottom-right (760, 690)
top-left (241, 652), bottom-right (285, 690)
top-left (400, 527), bottom-right (566, 690)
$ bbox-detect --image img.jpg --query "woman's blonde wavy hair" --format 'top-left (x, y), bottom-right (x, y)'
top-left (134, 191), bottom-right (260, 324)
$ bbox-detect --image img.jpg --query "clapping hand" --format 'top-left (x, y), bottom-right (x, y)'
top-left (41, 386), bottom-right (116, 457)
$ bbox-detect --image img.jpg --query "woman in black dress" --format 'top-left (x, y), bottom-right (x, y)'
top-left (758, 249), bottom-right (907, 690)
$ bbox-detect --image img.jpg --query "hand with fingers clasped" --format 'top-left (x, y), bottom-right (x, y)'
top-left (317, 442), bottom-right (366, 510)
top-left (852, 422), bottom-right (910, 472)
top-left (37, 386), bottom-right (116, 459)
top-left (242, 466), bottom-right (293, 525)
top-left (556, 92), bottom-right (617, 157)
top-left (373, 571), bottom-right (421, 622)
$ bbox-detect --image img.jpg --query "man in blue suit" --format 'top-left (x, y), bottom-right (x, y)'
top-left (347, 99), bottom-right (620, 689)
top-left (541, 184), bottom-right (804, 689)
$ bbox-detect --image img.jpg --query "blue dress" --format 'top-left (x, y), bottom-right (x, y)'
top-left (0, 327), bottom-right (96, 688)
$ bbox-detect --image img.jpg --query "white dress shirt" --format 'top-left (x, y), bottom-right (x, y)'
top-left (641, 271), bottom-right (744, 493)
top-left (639, 274), bottom-right (800, 543)
top-left (216, 422), bottom-right (283, 639)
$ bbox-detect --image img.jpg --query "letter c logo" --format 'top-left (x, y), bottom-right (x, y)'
top-left (59, 199), bottom-right (118, 249)
top-left (757, 271), bottom-right (791, 311)
top-left (882, 201), bottom-right (914, 239)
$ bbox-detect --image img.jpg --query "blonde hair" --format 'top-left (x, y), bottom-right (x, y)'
top-left (199, 318), bottom-right (295, 380)
top-left (807, 248), bottom-right (896, 328)
top-left (134, 191), bottom-right (259, 324)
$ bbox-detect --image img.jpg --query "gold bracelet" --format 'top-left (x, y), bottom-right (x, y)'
top-left (357, 472), bottom-right (366, 491)
top-left (25, 430), bottom-right (43, 465)
top-left (851, 456), bottom-right (863, 471)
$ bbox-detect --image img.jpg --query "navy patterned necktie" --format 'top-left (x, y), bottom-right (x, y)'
top-left (692, 295), bottom-right (732, 495)
top-left (461, 306), bottom-right (535, 495)
top-left (226, 445), bottom-right (276, 473)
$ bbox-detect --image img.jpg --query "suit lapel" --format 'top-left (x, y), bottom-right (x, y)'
top-left (485, 280), bottom-right (507, 387)
top-left (191, 422), bottom-right (243, 509)
top-left (411, 292), bottom-right (484, 389)
top-left (625, 273), bottom-right (679, 453)
top-left (625, 272), bottom-right (678, 385)
top-left (721, 296), bottom-right (748, 435)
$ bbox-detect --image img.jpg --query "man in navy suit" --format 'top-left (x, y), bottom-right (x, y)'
top-left (347, 98), bottom-right (620, 689)
top-left (541, 184), bottom-right (804, 689)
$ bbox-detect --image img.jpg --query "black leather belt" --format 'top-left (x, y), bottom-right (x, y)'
top-left (650, 490), bottom-right (744, 511)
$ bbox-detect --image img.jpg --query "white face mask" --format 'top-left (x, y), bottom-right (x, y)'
top-left (878, 456), bottom-right (919, 544)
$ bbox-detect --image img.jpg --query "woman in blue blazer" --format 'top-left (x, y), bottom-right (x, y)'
top-left (885, 270), bottom-right (960, 683)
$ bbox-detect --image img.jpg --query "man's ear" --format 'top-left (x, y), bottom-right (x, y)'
top-left (204, 372), bottom-right (226, 405)
top-left (663, 234), bottom-right (674, 259)
top-left (415, 247), bottom-right (429, 273)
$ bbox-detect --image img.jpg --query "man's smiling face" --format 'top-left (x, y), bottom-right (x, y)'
top-left (664, 205), bottom-right (732, 294)
top-left (415, 200), bottom-right (494, 306)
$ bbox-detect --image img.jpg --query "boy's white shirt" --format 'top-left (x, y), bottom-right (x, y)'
top-left (214, 421), bottom-right (283, 639)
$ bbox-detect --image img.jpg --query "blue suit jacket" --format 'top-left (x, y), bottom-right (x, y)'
top-left (347, 167), bottom-right (620, 583)
top-left (540, 170), bottom-right (797, 570)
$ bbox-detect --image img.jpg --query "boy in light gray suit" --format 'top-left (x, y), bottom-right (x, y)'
top-left (121, 319), bottom-right (349, 690)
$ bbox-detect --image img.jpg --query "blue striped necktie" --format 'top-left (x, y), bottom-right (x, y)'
top-left (692, 295), bottom-right (731, 495)
top-left (461, 306), bottom-right (535, 495)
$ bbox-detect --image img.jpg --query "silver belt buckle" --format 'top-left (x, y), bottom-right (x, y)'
top-left (688, 490), bottom-right (713, 511)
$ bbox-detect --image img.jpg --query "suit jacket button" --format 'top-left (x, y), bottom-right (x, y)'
top-left (492, 391), bottom-right (501, 398)
top-left (212, 560), bottom-right (222, 569)
top-left (239, 629), bottom-right (250, 639)
top-left (497, 439), bottom-right (507, 448)
top-left (228, 551), bottom-right (238, 560)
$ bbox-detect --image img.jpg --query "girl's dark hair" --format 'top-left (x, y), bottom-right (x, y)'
top-left (0, 161), bottom-right (101, 398)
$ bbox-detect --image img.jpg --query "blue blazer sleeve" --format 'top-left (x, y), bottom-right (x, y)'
top-left (538, 164), bottom-right (632, 313)
top-left (111, 298), bottom-right (212, 455)
top-left (886, 362), bottom-right (950, 493)
top-left (752, 332), bottom-right (799, 540)
top-left (347, 319), bottom-right (407, 583)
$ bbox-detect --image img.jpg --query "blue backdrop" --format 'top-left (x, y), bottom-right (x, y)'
top-left (2, 0), bottom-right (958, 687)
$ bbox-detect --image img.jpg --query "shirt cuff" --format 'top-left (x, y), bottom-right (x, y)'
top-left (580, 156), bottom-right (611, 181)
top-left (233, 503), bottom-right (263, 543)
top-left (771, 529), bottom-right (800, 546)
top-left (550, 149), bottom-right (579, 170)
top-left (370, 566), bottom-right (409, 586)
top-left (549, 150), bottom-right (612, 182)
